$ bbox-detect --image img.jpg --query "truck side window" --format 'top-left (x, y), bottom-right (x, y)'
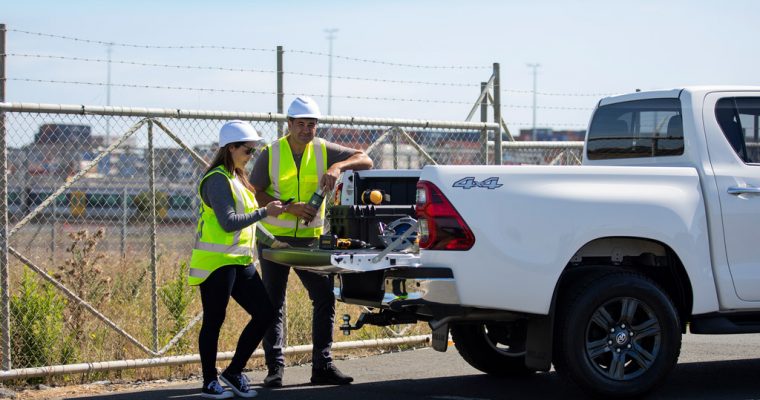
top-left (715, 97), bottom-right (760, 164)
top-left (587, 98), bottom-right (683, 160)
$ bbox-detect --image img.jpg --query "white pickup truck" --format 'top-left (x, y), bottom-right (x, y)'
top-left (264, 86), bottom-right (760, 397)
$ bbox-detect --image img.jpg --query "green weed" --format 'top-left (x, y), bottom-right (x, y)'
top-left (10, 268), bottom-right (66, 369)
top-left (158, 261), bottom-right (193, 353)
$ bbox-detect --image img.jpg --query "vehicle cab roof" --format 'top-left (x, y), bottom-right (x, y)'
top-left (598, 86), bottom-right (760, 106)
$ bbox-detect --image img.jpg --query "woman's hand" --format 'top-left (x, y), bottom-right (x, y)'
top-left (265, 200), bottom-right (285, 217)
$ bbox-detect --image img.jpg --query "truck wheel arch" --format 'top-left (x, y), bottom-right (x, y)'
top-left (526, 237), bottom-right (694, 371)
top-left (559, 236), bottom-right (693, 324)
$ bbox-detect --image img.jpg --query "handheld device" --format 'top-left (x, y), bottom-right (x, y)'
top-left (300, 189), bottom-right (325, 225)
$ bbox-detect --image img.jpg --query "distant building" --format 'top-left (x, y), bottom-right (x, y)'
top-left (320, 126), bottom-right (484, 166)
top-left (27, 124), bottom-right (94, 177)
top-left (35, 124), bottom-right (92, 145)
top-left (516, 128), bottom-right (585, 142)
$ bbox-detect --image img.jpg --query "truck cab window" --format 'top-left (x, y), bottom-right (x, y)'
top-left (587, 98), bottom-right (683, 160)
top-left (715, 97), bottom-right (760, 164)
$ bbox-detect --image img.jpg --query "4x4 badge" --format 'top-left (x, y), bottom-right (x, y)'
top-left (452, 177), bottom-right (503, 190)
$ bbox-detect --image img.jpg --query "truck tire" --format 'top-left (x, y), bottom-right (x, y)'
top-left (554, 270), bottom-right (681, 398)
top-left (451, 321), bottom-right (534, 376)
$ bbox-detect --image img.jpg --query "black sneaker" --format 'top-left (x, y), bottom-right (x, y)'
top-left (263, 365), bottom-right (284, 388)
top-left (219, 371), bottom-right (257, 398)
top-left (310, 363), bottom-right (354, 385)
top-left (201, 380), bottom-right (233, 399)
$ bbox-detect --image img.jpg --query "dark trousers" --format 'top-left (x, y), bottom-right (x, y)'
top-left (199, 264), bottom-right (274, 385)
top-left (257, 243), bottom-right (336, 369)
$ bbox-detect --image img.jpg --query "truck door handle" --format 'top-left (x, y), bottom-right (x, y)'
top-left (728, 186), bottom-right (760, 195)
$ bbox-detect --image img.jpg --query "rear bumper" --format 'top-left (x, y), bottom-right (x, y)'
top-left (260, 247), bottom-right (421, 274)
top-left (336, 267), bottom-right (460, 310)
top-left (261, 247), bottom-right (460, 309)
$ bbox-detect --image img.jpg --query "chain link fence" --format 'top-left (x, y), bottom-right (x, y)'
top-left (0, 102), bottom-right (581, 380)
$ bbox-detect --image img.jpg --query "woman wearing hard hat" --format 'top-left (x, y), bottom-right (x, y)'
top-left (189, 120), bottom-right (285, 399)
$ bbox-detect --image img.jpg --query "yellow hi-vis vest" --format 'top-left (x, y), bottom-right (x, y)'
top-left (188, 165), bottom-right (258, 285)
top-left (259, 136), bottom-right (327, 238)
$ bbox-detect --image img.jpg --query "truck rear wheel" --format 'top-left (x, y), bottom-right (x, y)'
top-left (554, 270), bottom-right (681, 397)
top-left (451, 321), bottom-right (534, 376)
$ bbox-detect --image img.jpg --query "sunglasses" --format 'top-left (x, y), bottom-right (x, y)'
top-left (238, 144), bottom-right (258, 155)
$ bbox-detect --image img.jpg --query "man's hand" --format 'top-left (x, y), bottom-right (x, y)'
top-left (284, 202), bottom-right (317, 221)
top-left (320, 165), bottom-right (342, 191)
top-left (271, 240), bottom-right (290, 249)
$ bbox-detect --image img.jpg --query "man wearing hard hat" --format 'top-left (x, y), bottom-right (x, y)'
top-left (250, 96), bottom-right (373, 387)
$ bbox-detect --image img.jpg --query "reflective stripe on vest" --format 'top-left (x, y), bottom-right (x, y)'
top-left (260, 136), bottom-right (327, 238)
top-left (188, 166), bottom-right (258, 285)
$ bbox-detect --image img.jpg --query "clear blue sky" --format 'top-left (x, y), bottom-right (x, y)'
top-left (2, 0), bottom-right (759, 134)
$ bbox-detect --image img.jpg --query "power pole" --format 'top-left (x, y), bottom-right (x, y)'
top-left (324, 28), bottom-right (338, 115)
top-left (527, 63), bottom-right (540, 141)
top-left (106, 43), bottom-right (113, 146)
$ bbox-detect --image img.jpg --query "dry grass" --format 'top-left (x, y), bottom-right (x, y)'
top-left (4, 226), bottom-right (429, 387)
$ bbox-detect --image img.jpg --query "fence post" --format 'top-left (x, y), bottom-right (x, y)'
top-left (50, 212), bottom-right (55, 261)
top-left (493, 63), bottom-right (502, 165)
top-left (277, 46), bottom-right (284, 138)
top-left (147, 120), bottom-right (158, 353)
top-left (480, 81), bottom-right (488, 165)
top-left (273, 43), bottom-right (289, 341)
top-left (392, 128), bottom-right (398, 169)
top-left (121, 186), bottom-right (127, 258)
top-left (0, 22), bottom-right (10, 371)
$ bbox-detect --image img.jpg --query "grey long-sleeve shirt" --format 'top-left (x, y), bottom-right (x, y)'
top-left (200, 173), bottom-right (276, 246)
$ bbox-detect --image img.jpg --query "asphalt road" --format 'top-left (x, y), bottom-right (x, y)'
top-left (69, 333), bottom-right (760, 400)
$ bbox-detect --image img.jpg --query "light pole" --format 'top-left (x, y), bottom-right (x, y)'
top-left (324, 28), bottom-right (338, 115)
top-left (527, 63), bottom-right (540, 141)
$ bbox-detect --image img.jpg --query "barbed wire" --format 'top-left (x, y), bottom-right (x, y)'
top-left (8, 53), bottom-right (479, 87)
top-left (10, 78), bottom-right (596, 110)
top-left (287, 49), bottom-right (490, 70)
top-left (8, 53), bottom-right (277, 74)
top-left (289, 71), bottom-right (479, 87)
top-left (9, 28), bottom-right (488, 69)
top-left (9, 28), bottom-right (275, 52)
top-left (9, 29), bottom-right (618, 96)
top-left (9, 78), bottom-right (473, 104)
top-left (506, 88), bottom-right (615, 97)
top-left (10, 78), bottom-right (278, 96)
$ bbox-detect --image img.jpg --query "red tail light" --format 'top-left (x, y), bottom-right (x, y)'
top-left (333, 183), bottom-right (343, 206)
top-left (415, 180), bottom-right (475, 250)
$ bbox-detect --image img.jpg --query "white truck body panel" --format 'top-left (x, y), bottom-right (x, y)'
top-left (325, 86), bottom-right (760, 318)
top-left (700, 91), bottom-right (760, 302)
top-left (314, 86), bottom-right (760, 398)
top-left (584, 87), bottom-right (760, 308)
top-left (418, 165), bottom-right (718, 315)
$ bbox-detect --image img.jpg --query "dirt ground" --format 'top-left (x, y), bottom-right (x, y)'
top-left (6, 378), bottom-right (196, 400)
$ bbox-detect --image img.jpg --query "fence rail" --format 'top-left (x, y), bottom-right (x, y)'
top-left (0, 101), bottom-right (580, 381)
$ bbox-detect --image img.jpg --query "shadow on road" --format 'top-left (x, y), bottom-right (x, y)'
top-left (68, 358), bottom-right (760, 400)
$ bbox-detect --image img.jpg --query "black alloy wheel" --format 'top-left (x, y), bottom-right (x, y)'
top-left (451, 321), bottom-right (533, 376)
top-left (585, 296), bottom-right (661, 381)
top-left (554, 270), bottom-right (681, 398)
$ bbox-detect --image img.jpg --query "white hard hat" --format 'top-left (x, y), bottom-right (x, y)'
top-left (218, 120), bottom-right (264, 147)
top-left (287, 96), bottom-right (322, 119)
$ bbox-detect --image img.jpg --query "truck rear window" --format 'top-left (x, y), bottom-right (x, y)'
top-left (587, 98), bottom-right (684, 160)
